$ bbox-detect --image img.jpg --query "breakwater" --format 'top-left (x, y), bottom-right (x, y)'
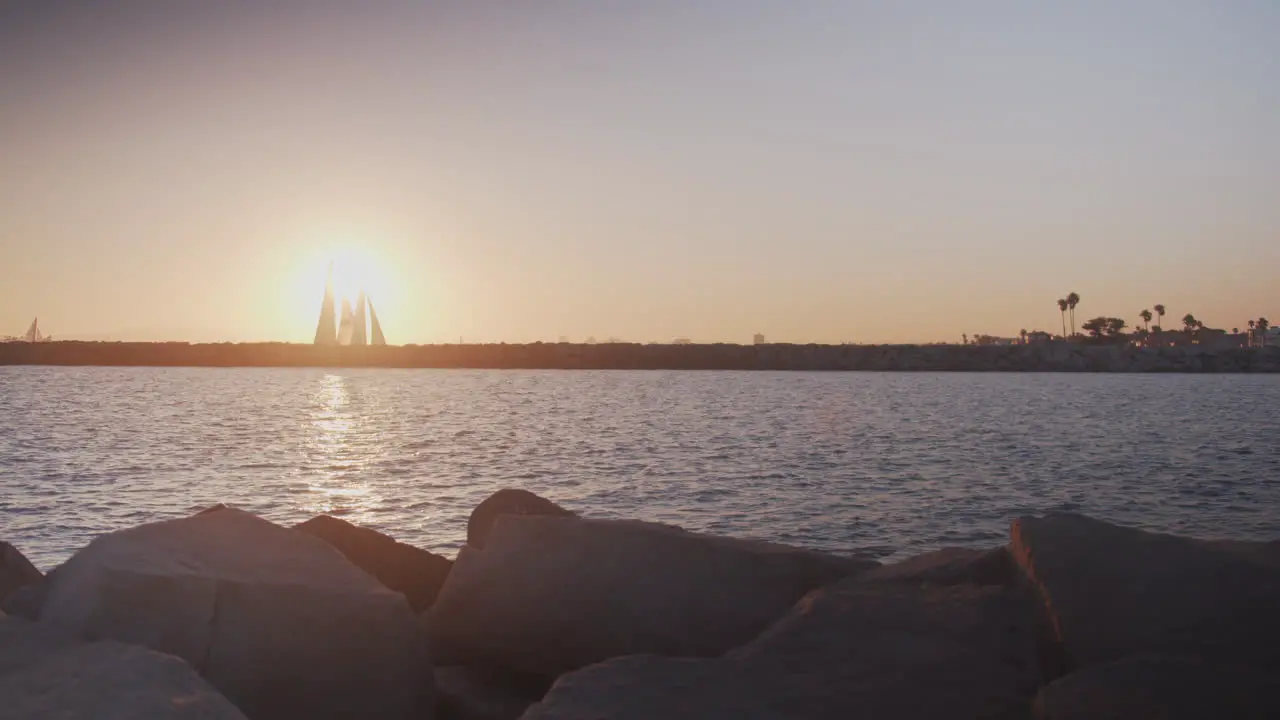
top-left (4, 491), bottom-right (1279, 718)
top-left (2, 340), bottom-right (1278, 371)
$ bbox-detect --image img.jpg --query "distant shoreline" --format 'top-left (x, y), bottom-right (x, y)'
top-left (1, 341), bottom-right (1278, 372)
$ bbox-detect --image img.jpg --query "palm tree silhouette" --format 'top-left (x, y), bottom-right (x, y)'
top-left (1153, 304), bottom-right (1166, 331)
top-left (1259, 318), bottom-right (1271, 347)
top-left (1057, 299), bottom-right (1069, 338)
top-left (1139, 309), bottom-right (1152, 332)
top-left (1066, 292), bottom-right (1080, 336)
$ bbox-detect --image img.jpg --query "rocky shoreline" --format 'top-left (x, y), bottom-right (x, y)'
top-left (3, 340), bottom-right (1280, 372)
top-left (3, 490), bottom-right (1278, 718)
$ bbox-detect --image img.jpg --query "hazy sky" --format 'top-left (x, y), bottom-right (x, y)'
top-left (2, 1), bottom-right (1277, 344)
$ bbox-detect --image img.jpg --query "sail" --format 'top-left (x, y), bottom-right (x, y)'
top-left (368, 299), bottom-right (387, 346)
top-left (313, 264), bottom-right (337, 345)
top-left (23, 318), bottom-right (42, 343)
top-left (337, 299), bottom-right (355, 345)
top-left (350, 292), bottom-right (368, 346)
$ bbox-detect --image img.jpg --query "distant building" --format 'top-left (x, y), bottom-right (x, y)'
top-left (672, 337), bottom-right (692, 345)
top-left (753, 333), bottom-right (765, 345)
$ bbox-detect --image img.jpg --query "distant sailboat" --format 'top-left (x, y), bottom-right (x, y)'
top-left (22, 318), bottom-right (47, 343)
top-left (310, 261), bottom-right (389, 346)
top-left (337, 299), bottom-right (355, 346)
top-left (368, 299), bottom-right (387, 346)
top-left (313, 264), bottom-right (337, 346)
top-left (350, 292), bottom-right (368, 346)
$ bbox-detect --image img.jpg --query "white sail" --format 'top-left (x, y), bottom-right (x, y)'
top-left (369, 299), bottom-right (387, 346)
top-left (337, 299), bottom-right (355, 346)
top-left (313, 264), bottom-right (337, 346)
top-left (351, 292), bottom-right (368, 346)
top-left (23, 318), bottom-right (42, 343)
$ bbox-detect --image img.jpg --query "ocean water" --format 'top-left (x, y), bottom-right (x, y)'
top-left (1, 367), bottom-right (1278, 571)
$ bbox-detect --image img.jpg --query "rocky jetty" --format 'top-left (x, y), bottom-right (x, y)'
top-left (3, 490), bottom-right (1277, 719)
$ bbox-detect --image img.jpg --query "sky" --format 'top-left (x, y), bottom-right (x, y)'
top-left (1, 1), bottom-right (1277, 344)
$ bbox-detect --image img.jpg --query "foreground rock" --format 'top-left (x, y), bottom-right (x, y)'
top-left (1033, 654), bottom-right (1280, 719)
top-left (434, 666), bottom-right (548, 720)
top-left (523, 579), bottom-right (1040, 719)
top-left (466, 489), bottom-right (576, 550)
top-left (1010, 513), bottom-right (1280, 671)
top-left (39, 508), bottom-right (435, 720)
top-left (0, 542), bottom-right (41, 609)
top-left (296, 515), bottom-right (453, 612)
top-left (429, 513), bottom-right (875, 676)
top-left (0, 615), bottom-right (247, 719)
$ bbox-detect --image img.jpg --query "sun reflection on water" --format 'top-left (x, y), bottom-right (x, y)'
top-left (301, 373), bottom-right (383, 521)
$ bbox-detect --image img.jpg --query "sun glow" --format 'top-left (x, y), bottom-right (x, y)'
top-left (326, 247), bottom-right (385, 307)
top-left (289, 242), bottom-right (400, 342)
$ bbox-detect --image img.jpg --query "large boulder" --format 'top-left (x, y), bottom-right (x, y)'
top-left (296, 515), bottom-right (453, 612)
top-left (428, 514), bottom-right (875, 676)
top-left (522, 580), bottom-right (1040, 719)
top-left (38, 508), bottom-right (435, 720)
top-left (0, 541), bottom-right (41, 608)
top-left (434, 665), bottom-right (547, 720)
top-left (0, 615), bottom-right (247, 719)
top-left (466, 489), bottom-right (575, 550)
top-left (1032, 654), bottom-right (1280, 719)
top-left (1009, 513), bottom-right (1280, 671)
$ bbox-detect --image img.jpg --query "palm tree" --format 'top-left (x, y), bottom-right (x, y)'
top-left (1259, 318), bottom-right (1271, 347)
top-left (1153, 304), bottom-right (1166, 331)
top-left (1057, 299), bottom-right (1069, 338)
top-left (1020, 329), bottom-right (1028, 345)
top-left (1182, 313), bottom-right (1198, 332)
top-left (1139, 309), bottom-right (1152, 332)
top-left (1249, 320), bottom-right (1257, 346)
top-left (1066, 292), bottom-right (1080, 336)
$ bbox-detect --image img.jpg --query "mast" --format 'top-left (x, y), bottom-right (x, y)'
top-left (313, 263), bottom-right (337, 345)
top-left (24, 318), bottom-right (41, 343)
top-left (337, 299), bottom-right (355, 345)
top-left (350, 291), bottom-right (368, 346)
top-left (369, 299), bottom-right (387, 346)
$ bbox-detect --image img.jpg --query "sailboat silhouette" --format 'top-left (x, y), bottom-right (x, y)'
top-left (312, 265), bottom-right (387, 346)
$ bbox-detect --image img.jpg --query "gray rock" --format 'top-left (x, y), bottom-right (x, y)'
top-left (523, 580), bottom-right (1040, 720)
top-left (0, 615), bottom-right (247, 719)
top-left (0, 541), bottom-right (41, 608)
top-left (428, 515), bottom-right (873, 676)
top-left (861, 546), bottom-right (1014, 586)
top-left (1, 580), bottom-right (47, 620)
top-left (0, 613), bottom-right (81, 677)
top-left (39, 508), bottom-right (435, 720)
top-left (296, 514), bottom-right (453, 611)
top-left (466, 489), bottom-right (575, 550)
top-left (1032, 654), bottom-right (1279, 719)
top-left (1009, 513), bottom-right (1280, 671)
top-left (434, 666), bottom-right (546, 720)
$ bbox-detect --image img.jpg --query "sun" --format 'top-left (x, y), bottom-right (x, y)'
top-left (321, 247), bottom-right (391, 309)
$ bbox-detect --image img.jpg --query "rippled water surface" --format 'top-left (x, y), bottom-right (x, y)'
top-left (2, 367), bottom-right (1278, 569)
